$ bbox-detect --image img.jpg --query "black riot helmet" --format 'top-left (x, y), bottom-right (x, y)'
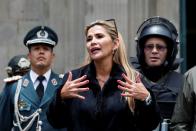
top-left (135, 16), bottom-right (179, 69)
top-left (5, 55), bottom-right (30, 77)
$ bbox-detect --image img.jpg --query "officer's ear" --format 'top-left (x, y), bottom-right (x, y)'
top-left (27, 52), bottom-right (30, 60)
top-left (52, 52), bottom-right (55, 57)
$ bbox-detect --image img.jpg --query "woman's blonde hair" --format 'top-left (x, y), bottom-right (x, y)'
top-left (84, 19), bottom-right (138, 111)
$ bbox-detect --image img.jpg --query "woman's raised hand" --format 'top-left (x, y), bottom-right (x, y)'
top-left (60, 72), bottom-right (89, 100)
top-left (117, 73), bottom-right (149, 101)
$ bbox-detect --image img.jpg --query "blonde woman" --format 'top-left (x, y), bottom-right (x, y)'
top-left (47, 19), bottom-right (160, 131)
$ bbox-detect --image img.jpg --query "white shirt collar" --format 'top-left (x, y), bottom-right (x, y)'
top-left (30, 69), bottom-right (51, 84)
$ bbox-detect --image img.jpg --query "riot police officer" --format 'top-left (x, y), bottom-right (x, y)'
top-left (130, 16), bottom-right (184, 131)
top-left (0, 26), bottom-right (66, 131)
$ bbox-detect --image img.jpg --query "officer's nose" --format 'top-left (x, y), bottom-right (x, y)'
top-left (38, 47), bottom-right (45, 54)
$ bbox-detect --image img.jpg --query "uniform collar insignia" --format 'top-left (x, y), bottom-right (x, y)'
top-left (51, 78), bottom-right (57, 86)
top-left (23, 79), bottom-right (29, 87)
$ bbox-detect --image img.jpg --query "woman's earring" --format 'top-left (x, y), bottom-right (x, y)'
top-left (112, 49), bottom-right (117, 55)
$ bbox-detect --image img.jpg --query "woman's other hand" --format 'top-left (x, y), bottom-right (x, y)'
top-left (117, 73), bottom-right (150, 101)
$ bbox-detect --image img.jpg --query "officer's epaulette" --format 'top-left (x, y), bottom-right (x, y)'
top-left (59, 74), bottom-right (64, 79)
top-left (3, 75), bottom-right (22, 83)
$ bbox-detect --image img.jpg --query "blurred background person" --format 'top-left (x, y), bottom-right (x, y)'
top-left (171, 66), bottom-right (196, 131)
top-left (0, 55), bottom-right (30, 101)
top-left (4, 54), bottom-right (30, 83)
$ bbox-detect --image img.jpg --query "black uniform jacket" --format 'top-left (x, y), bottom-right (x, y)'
top-left (47, 62), bottom-right (160, 131)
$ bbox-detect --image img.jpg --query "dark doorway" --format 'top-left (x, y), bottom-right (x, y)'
top-left (186, 0), bottom-right (196, 70)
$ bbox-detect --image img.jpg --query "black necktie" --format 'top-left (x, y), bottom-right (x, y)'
top-left (36, 75), bottom-right (45, 100)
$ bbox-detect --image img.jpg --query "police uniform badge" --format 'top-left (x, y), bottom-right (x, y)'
top-left (23, 79), bottom-right (29, 87)
top-left (18, 99), bottom-right (28, 110)
top-left (51, 78), bottom-right (57, 86)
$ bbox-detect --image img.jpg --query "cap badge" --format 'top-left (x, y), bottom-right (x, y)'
top-left (37, 30), bottom-right (48, 39)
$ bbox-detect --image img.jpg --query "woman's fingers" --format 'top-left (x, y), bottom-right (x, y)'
top-left (66, 72), bottom-right (87, 85)
top-left (70, 87), bottom-right (89, 93)
top-left (73, 80), bottom-right (89, 88)
top-left (118, 84), bottom-right (129, 91)
top-left (118, 76), bottom-right (149, 100)
top-left (73, 75), bottom-right (87, 83)
top-left (61, 87), bottom-right (89, 99)
top-left (76, 87), bottom-right (89, 93)
top-left (117, 80), bottom-right (131, 89)
top-left (118, 84), bottom-right (134, 93)
top-left (66, 87), bottom-right (89, 99)
top-left (122, 73), bottom-right (135, 85)
top-left (118, 85), bottom-right (135, 97)
top-left (61, 73), bottom-right (89, 100)
top-left (136, 73), bottom-right (141, 83)
top-left (67, 71), bottom-right (73, 82)
top-left (72, 94), bottom-right (86, 100)
top-left (64, 74), bottom-right (89, 89)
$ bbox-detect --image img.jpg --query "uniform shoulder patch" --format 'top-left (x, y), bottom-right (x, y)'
top-left (3, 75), bottom-right (22, 83)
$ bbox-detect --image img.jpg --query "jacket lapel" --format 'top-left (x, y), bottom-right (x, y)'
top-left (40, 72), bottom-right (61, 107)
top-left (20, 73), bottom-right (40, 107)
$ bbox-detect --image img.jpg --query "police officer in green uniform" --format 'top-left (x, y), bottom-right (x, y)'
top-left (0, 26), bottom-right (67, 131)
